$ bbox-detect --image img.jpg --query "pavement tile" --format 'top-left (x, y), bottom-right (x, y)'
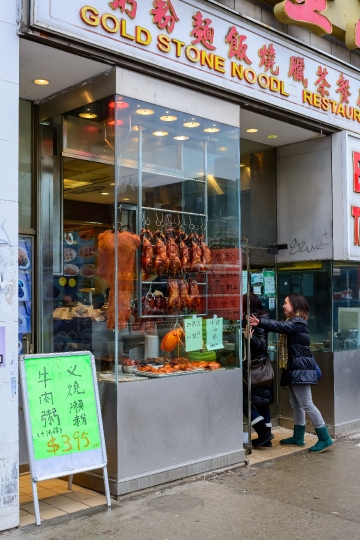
top-left (20, 501), bottom-right (53, 514)
top-left (19, 494), bottom-right (33, 504)
top-left (82, 495), bottom-right (107, 508)
top-left (19, 509), bottom-right (31, 517)
top-left (19, 514), bottom-right (35, 526)
top-left (51, 501), bottom-right (91, 513)
top-left (40, 508), bottom-right (67, 520)
top-left (64, 490), bottom-right (100, 501)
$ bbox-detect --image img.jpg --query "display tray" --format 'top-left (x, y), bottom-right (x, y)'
top-left (133, 367), bottom-right (224, 378)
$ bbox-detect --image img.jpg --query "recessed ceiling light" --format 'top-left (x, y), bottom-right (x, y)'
top-left (111, 182), bottom-right (115, 185)
top-left (160, 115), bottom-right (177, 121)
top-left (219, 147), bottom-right (227, 151)
top-left (183, 121), bottom-right (200, 128)
top-left (107, 119), bottom-right (123, 126)
top-left (132, 137), bottom-right (139, 142)
top-left (109, 100), bottom-right (129, 109)
top-left (101, 192), bottom-right (109, 195)
top-left (240, 163), bottom-right (245, 167)
top-left (136, 109), bottom-right (154, 115)
top-left (247, 128), bottom-right (258, 133)
top-left (204, 127), bottom-right (220, 133)
top-left (153, 131), bottom-right (168, 136)
top-left (123, 198), bottom-right (130, 201)
top-left (174, 135), bottom-right (189, 141)
top-left (79, 113), bottom-right (97, 119)
top-left (34, 79), bottom-right (50, 85)
top-left (267, 134), bottom-right (278, 139)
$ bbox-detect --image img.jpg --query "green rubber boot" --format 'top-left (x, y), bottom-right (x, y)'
top-left (308, 425), bottom-right (334, 453)
top-left (279, 424), bottom-right (306, 446)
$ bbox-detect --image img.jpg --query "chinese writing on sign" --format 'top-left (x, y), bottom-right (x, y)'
top-left (108, 0), bottom-right (137, 19)
top-left (288, 56), bottom-right (308, 88)
top-left (191, 11), bottom-right (216, 50)
top-left (184, 317), bottom-right (203, 352)
top-left (225, 26), bottom-right (252, 64)
top-left (24, 355), bottom-right (101, 460)
top-left (150, 0), bottom-right (179, 34)
top-left (206, 317), bottom-right (224, 350)
top-left (258, 44), bottom-right (279, 75)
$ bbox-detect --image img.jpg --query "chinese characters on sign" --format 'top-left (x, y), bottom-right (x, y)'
top-left (184, 317), bottom-right (203, 352)
top-left (25, 354), bottom-right (101, 460)
top-left (208, 249), bottom-right (240, 319)
top-left (150, 0), bottom-right (179, 34)
top-left (109, 0), bottom-right (137, 19)
top-left (352, 152), bottom-right (360, 246)
top-left (206, 318), bottom-right (224, 351)
top-left (225, 26), bottom-right (252, 64)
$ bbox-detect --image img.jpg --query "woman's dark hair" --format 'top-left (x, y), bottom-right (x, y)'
top-left (286, 294), bottom-right (309, 320)
top-left (243, 293), bottom-right (265, 317)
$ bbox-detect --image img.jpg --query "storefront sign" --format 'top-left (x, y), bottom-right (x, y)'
top-left (184, 317), bottom-right (202, 351)
top-left (206, 317), bottom-right (224, 351)
top-left (208, 249), bottom-right (241, 319)
top-left (273, 0), bottom-right (360, 50)
top-left (30, 0), bottom-right (360, 134)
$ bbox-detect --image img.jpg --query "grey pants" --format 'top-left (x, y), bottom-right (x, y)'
top-left (289, 385), bottom-right (325, 429)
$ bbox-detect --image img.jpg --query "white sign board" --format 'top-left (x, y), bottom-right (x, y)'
top-left (30, 0), bottom-right (360, 134)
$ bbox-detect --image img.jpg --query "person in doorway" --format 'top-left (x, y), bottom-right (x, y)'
top-left (243, 293), bottom-right (274, 448)
top-left (249, 294), bottom-right (334, 453)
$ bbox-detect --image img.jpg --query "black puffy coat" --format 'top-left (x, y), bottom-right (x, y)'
top-left (243, 315), bottom-right (274, 406)
top-left (258, 316), bottom-right (317, 386)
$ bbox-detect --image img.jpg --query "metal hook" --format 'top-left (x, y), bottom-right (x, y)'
top-left (155, 212), bottom-right (163, 229)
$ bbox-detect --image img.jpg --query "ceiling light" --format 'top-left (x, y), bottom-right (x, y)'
top-left (111, 182), bottom-right (115, 185)
top-left (34, 79), bottom-right (50, 85)
top-left (136, 109), bottom-right (154, 115)
top-left (183, 121), bottom-right (200, 128)
top-left (109, 100), bottom-right (129, 109)
top-left (247, 128), bottom-right (258, 133)
top-left (63, 179), bottom-right (91, 190)
top-left (219, 147), bottom-right (227, 151)
top-left (107, 119), bottom-right (123, 126)
top-left (160, 115), bottom-right (177, 122)
top-left (79, 113), bottom-right (97, 119)
top-left (204, 127), bottom-right (220, 133)
top-left (123, 198), bottom-right (130, 201)
top-left (174, 135), bottom-right (189, 141)
top-left (132, 137), bottom-right (139, 142)
top-left (101, 192), bottom-right (109, 195)
top-left (267, 134), bottom-right (278, 139)
top-left (240, 163), bottom-right (245, 167)
top-left (153, 131), bottom-right (168, 136)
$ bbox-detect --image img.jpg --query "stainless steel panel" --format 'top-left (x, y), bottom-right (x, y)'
top-left (117, 370), bottom-right (244, 478)
top-left (334, 350), bottom-right (360, 435)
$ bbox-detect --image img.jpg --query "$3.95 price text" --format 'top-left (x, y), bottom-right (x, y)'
top-left (46, 430), bottom-right (100, 455)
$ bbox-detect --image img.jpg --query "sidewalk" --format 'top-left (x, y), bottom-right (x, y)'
top-left (2, 428), bottom-right (360, 540)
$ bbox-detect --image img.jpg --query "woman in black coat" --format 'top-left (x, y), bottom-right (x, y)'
top-left (249, 293), bottom-right (333, 454)
top-left (243, 293), bottom-right (274, 448)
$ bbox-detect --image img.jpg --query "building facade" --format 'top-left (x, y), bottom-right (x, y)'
top-left (3, 0), bottom-right (360, 531)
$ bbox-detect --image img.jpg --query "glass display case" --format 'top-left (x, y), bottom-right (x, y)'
top-left (333, 263), bottom-right (360, 351)
top-left (40, 93), bottom-right (241, 383)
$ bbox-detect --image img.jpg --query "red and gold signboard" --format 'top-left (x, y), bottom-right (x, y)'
top-left (208, 249), bottom-right (241, 320)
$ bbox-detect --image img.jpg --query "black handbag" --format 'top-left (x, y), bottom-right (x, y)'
top-left (248, 357), bottom-right (274, 388)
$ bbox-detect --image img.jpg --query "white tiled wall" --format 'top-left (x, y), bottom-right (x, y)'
top-left (0, 1), bottom-right (19, 532)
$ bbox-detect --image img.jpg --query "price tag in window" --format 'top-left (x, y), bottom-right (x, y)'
top-left (206, 317), bottom-right (224, 350)
top-left (184, 317), bottom-right (203, 352)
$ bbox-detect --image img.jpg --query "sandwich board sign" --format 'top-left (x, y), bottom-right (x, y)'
top-left (19, 351), bottom-right (111, 525)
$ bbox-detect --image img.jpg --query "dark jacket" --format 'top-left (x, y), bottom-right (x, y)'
top-left (258, 316), bottom-right (317, 386)
top-left (243, 315), bottom-right (273, 405)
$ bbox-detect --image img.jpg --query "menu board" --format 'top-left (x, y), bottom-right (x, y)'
top-left (63, 228), bottom-right (96, 284)
top-left (23, 353), bottom-right (101, 460)
top-left (208, 248), bottom-right (241, 320)
top-left (18, 237), bottom-right (33, 354)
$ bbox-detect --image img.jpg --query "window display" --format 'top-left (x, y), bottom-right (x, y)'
top-left (40, 93), bottom-right (241, 382)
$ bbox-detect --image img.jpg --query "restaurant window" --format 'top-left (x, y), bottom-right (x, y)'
top-left (39, 92), bottom-right (241, 382)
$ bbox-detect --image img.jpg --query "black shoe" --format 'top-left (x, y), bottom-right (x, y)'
top-left (252, 419), bottom-right (274, 448)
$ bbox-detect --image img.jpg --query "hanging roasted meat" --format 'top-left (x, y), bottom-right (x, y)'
top-left (189, 233), bottom-right (203, 272)
top-left (167, 279), bottom-right (180, 313)
top-left (199, 234), bottom-right (212, 269)
top-left (97, 229), bottom-right (141, 330)
top-left (179, 278), bottom-right (191, 310)
top-left (153, 230), bottom-right (168, 275)
top-left (166, 229), bottom-right (181, 276)
top-left (176, 230), bottom-right (189, 272)
top-left (141, 228), bottom-right (154, 274)
top-left (189, 279), bottom-right (201, 312)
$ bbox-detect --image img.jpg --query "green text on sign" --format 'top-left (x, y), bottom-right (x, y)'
top-left (24, 354), bottom-right (101, 461)
top-left (184, 317), bottom-right (203, 352)
top-left (206, 317), bottom-right (224, 350)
